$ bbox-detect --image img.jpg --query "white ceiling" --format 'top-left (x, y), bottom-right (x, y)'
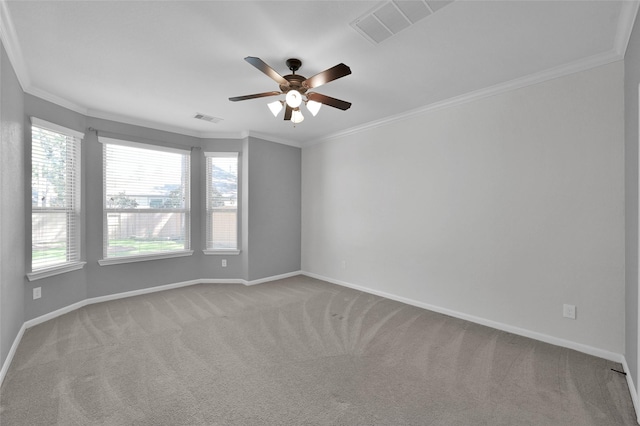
top-left (2, 1), bottom-right (638, 146)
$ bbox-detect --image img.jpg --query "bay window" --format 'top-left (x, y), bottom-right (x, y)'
top-left (99, 137), bottom-right (192, 265)
top-left (29, 118), bottom-right (84, 280)
top-left (205, 152), bottom-right (240, 254)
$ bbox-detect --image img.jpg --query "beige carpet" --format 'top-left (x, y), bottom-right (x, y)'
top-left (0, 275), bottom-right (636, 425)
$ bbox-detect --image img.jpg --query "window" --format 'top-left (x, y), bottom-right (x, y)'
top-left (29, 118), bottom-right (84, 280)
top-left (100, 137), bottom-right (192, 264)
top-left (205, 152), bottom-right (240, 254)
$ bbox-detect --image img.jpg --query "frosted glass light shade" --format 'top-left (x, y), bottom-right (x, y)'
top-left (268, 100), bottom-right (283, 117)
top-left (291, 109), bottom-right (304, 124)
top-left (285, 90), bottom-right (302, 108)
top-left (306, 100), bottom-right (322, 116)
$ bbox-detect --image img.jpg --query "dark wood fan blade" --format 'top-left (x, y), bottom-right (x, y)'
top-left (284, 105), bottom-right (293, 120)
top-left (244, 57), bottom-right (288, 86)
top-left (229, 91), bottom-right (281, 102)
top-left (306, 92), bottom-right (352, 110)
top-left (302, 63), bottom-right (351, 89)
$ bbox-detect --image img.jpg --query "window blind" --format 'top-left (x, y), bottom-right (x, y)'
top-left (205, 152), bottom-right (239, 251)
top-left (31, 122), bottom-right (82, 271)
top-left (102, 139), bottom-right (191, 259)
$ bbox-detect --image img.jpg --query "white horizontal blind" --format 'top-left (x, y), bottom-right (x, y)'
top-left (205, 153), bottom-right (239, 251)
top-left (103, 140), bottom-right (191, 259)
top-left (31, 124), bottom-right (82, 271)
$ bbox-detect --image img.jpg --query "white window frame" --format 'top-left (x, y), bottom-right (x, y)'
top-left (27, 118), bottom-right (86, 281)
top-left (98, 136), bottom-right (193, 266)
top-left (204, 152), bottom-right (241, 255)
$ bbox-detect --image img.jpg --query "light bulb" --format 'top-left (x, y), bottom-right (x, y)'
top-left (291, 109), bottom-right (304, 124)
top-left (285, 90), bottom-right (302, 108)
top-left (306, 100), bottom-right (322, 116)
top-left (267, 100), bottom-right (283, 117)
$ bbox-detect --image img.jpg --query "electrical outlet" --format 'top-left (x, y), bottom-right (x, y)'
top-left (222, 259), bottom-right (227, 267)
top-left (563, 304), bottom-right (576, 319)
top-left (341, 260), bottom-right (346, 270)
top-left (33, 287), bottom-right (41, 300)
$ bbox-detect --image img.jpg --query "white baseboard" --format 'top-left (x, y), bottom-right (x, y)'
top-left (244, 270), bottom-right (302, 286)
top-left (0, 323), bottom-right (26, 387)
top-left (302, 271), bottom-right (640, 422)
top-left (2, 271), bottom-right (299, 386)
top-left (200, 270), bottom-right (302, 286)
top-left (621, 356), bottom-right (640, 424)
top-left (301, 271), bottom-right (623, 363)
top-left (23, 279), bottom-right (204, 329)
top-left (4, 269), bottom-right (639, 424)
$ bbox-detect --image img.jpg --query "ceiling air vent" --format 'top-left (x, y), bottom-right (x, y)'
top-left (194, 113), bottom-right (223, 124)
top-left (351, 0), bottom-right (453, 45)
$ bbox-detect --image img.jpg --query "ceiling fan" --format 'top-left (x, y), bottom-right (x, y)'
top-left (229, 57), bottom-right (352, 123)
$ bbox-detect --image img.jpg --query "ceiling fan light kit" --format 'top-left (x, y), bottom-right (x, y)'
top-left (268, 100), bottom-right (284, 117)
top-left (291, 109), bottom-right (304, 124)
top-left (306, 100), bottom-right (322, 117)
top-left (229, 56), bottom-right (352, 124)
top-left (285, 90), bottom-right (302, 108)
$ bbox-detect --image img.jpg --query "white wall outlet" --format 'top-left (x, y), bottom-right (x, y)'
top-left (222, 259), bottom-right (227, 267)
top-left (33, 287), bottom-right (41, 300)
top-left (341, 260), bottom-right (346, 270)
top-left (563, 304), bottom-right (576, 319)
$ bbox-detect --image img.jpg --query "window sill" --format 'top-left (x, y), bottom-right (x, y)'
top-left (98, 250), bottom-right (194, 266)
top-left (27, 261), bottom-right (87, 282)
top-left (203, 249), bottom-right (241, 256)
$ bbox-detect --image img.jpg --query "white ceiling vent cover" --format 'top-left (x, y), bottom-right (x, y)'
top-left (351, 0), bottom-right (453, 45)
top-left (194, 113), bottom-right (223, 124)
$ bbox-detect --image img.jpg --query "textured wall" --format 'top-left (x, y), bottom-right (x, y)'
top-left (20, 95), bottom-right (302, 320)
top-left (302, 62), bottom-right (625, 354)
top-left (0, 42), bottom-right (25, 367)
top-left (82, 118), bottom-right (204, 301)
top-left (625, 8), bottom-right (640, 397)
top-left (247, 137), bottom-right (301, 281)
top-left (22, 95), bottom-right (88, 320)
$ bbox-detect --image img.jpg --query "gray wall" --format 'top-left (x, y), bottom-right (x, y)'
top-left (23, 95), bottom-right (88, 320)
top-left (18, 95), bottom-right (302, 322)
top-left (83, 117), bottom-right (203, 299)
top-left (302, 61), bottom-right (625, 354)
top-left (625, 9), bottom-right (640, 397)
top-left (247, 138), bottom-right (301, 281)
top-left (0, 41), bottom-right (25, 368)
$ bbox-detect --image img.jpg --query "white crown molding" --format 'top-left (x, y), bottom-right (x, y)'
top-left (5, 0), bottom-right (633, 152)
top-left (200, 130), bottom-right (250, 140)
top-left (0, 0), bottom-right (29, 90)
top-left (247, 131), bottom-right (302, 148)
top-left (200, 130), bottom-right (301, 148)
top-left (25, 86), bottom-right (88, 115)
top-left (87, 108), bottom-right (205, 138)
top-left (615, 0), bottom-right (640, 57)
top-left (306, 49), bottom-right (623, 147)
top-left (88, 110), bottom-right (300, 147)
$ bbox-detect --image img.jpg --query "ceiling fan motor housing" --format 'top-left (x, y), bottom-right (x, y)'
top-left (282, 59), bottom-right (307, 94)
top-left (280, 74), bottom-right (307, 95)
